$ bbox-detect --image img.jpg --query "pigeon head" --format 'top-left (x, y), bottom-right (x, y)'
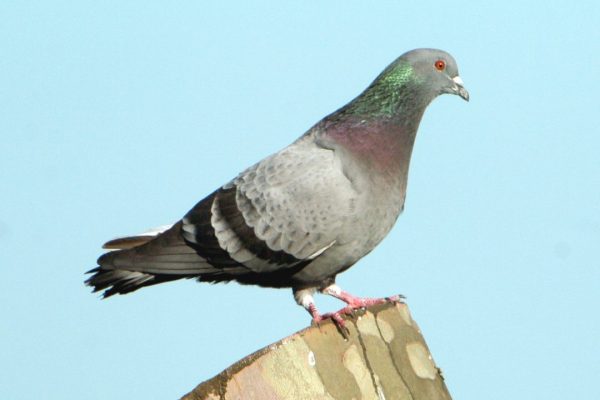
top-left (335, 48), bottom-right (469, 123)
top-left (399, 48), bottom-right (469, 102)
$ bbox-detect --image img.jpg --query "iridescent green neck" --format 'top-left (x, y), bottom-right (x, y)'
top-left (333, 60), bottom-right (426, 121)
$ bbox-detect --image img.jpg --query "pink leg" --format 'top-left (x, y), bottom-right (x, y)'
top-left (322, 284), bottom-right (404, 312)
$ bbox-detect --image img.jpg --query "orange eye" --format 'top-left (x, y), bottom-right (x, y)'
top-left (434, 60), bottom-right (446, 71)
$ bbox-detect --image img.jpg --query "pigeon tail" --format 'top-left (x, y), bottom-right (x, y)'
top-left (85, 267), bottom-right (191, 298)
top-left (85, 222), bottom-right (231, 297)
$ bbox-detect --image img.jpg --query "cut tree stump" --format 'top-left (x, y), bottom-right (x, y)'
top-left (182, 302), bottom-right (452, 400)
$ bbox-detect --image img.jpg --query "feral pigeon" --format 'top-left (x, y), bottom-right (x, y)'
top-left (86, 48), bottom-right (469, 328)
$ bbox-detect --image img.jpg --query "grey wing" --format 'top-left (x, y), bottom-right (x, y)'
top-left (183, 136), bottom-right (358, 275)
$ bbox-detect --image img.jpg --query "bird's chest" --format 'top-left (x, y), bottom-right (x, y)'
top-left (335, 170), bottom-right (407, 261)
top-left (318, 125), bottom-right (414, 262)
top-left (360, 176), bottom-right (405, 238)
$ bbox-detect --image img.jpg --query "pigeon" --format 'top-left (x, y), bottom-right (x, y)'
top-left (86, 48), bottom-right (469, 330)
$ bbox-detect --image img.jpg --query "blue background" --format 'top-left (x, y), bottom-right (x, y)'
top-left (1, 1), bottom-right (598, 399)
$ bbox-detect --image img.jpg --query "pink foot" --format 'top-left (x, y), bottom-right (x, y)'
top-left (308, 303), bottom-right (351, 338)
top-left (323, 285), bottom-right (404, 311)
top-left (307, 292), bottom-right (404, 339)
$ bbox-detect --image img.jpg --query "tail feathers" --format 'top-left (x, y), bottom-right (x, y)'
top-left (102, 224), bottom-right (173, 250)
top-left (86, 220), bottom-right (267, 297)
top-left (102, 236), bottom-right (154, 250)
top-left (86, 222), bottom-right (230, 297)
top-left (85, 267), bottom-right (193, 298)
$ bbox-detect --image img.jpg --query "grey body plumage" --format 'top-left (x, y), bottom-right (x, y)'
top-left (86, 48), bottom-right (468, 320)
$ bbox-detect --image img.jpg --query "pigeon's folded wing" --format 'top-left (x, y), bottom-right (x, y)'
top-left (182, 138), bottom-right (357, 273)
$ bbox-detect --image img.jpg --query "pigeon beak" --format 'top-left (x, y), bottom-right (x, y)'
top-left (451, 76), bottom-right (469, 102)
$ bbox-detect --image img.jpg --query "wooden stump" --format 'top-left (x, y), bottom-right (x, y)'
top-left (182, 302), bottom-right (452, 400)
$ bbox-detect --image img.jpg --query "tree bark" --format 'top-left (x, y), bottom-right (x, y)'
top-left (181, 302), bottom-right (452, 400)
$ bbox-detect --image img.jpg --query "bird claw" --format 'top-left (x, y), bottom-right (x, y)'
top-left (307, 291), bottom-right (406, 340)
top-left (386, 294), bottom-right (406, 303)
top-left (313, 312), bottom-right (350, 339)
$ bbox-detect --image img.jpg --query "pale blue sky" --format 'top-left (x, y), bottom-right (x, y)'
top-left (1, 1), bottom-right (598, 399)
